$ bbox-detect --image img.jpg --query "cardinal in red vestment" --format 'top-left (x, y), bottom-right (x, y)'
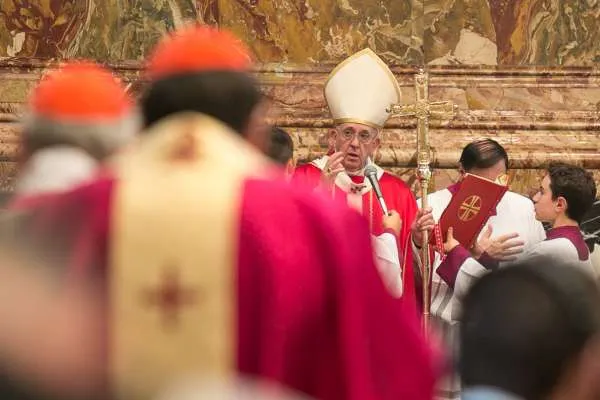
top-left (292, 49), bottom-right (418, 309)
top-left (9, 61), bottom-right (138, 209)
top-left (8, 27), bottom-right (437, 400)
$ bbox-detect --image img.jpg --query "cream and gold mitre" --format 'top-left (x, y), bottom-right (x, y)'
top-left (324, 48), bottom-right (401, 129)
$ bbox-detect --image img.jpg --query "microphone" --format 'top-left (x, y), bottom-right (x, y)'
top-left (364, 165), bottom-right (389, 215)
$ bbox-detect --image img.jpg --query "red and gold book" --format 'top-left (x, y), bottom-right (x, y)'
top-left (433, 173), bottom-right (508, 249)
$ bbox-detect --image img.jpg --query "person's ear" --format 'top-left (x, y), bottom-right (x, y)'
top-left (285, 158), bottom-right (296, 177)
top-left (327, 128), bottom-right (338, 152)
top-left (555, 196), bottom-right (568, 214)
top-left (242, 101), bottom-right (270, 152)
top-left (372, 136), bottom-right (381, 151)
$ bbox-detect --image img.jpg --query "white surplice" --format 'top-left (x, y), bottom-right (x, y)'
top-left (15, 146), bottom-right (98, 197)
top-left (372, 232), bottom-right (402, 297)
top-left (453, 226), bottom-right (597, 315)
top-left (414, 186), bottom-right (545, 400)
top-left (416, 188), bottom-right (546, 323)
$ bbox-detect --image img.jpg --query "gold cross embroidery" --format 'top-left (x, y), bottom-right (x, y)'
top-left (458, 195), bottom-right (482, 222)
top-left (142, 266), bottom-right (199, 331)
top-left (350, 184), bottom-right (366, 194)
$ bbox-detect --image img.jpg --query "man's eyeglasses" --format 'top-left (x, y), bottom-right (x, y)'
top-left (337, 129), bottom-right (377, 144)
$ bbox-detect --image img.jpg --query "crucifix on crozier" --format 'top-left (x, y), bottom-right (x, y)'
top-left (387, 68), bottom-right (457, 334)
top-left (143, 266), bottom-right (198, 331)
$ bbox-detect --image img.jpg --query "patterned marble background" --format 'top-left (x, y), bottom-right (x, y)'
top-left (0, 0), bottom-right (599, 199)
top-left (3, 0), bottom-right (599, 64)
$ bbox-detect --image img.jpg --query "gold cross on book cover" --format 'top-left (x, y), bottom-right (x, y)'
top-left (433, 174), bottom-right (509, 249)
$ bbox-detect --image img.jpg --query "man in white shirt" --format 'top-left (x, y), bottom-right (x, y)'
top-left (411, 139), bottom-right (546, 399)
top-left (448, 163), bottom-right (598, 302)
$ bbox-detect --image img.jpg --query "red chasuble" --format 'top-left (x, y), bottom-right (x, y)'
top-left (13, 114), bottom-right (436, 400)
top-left (293, 162), bottom-right (418, 311)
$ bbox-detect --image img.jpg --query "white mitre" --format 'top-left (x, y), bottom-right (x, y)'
top-left (325, 48), bottom-right (401, 129)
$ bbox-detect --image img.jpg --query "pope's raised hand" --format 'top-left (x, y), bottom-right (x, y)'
top-left (320, 151), bottom-right (345, 187)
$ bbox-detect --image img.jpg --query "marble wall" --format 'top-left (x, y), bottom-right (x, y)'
top-left (3, 0), bottom-right (598, 65)
top-left (0, 0), bottom-right (599, 199)
top-left (263, 64), bottom-right (600, 195)
top-left (0, 1), bottom-right (199, 60)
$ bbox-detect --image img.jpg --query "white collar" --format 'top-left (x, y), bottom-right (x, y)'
top-left (16, 146), bottom-right (98, 196)
top-left (310, 155), bottom-right (385, 195)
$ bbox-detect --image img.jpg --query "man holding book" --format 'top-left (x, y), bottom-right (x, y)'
top-left (411, 138), bottom-right (546, 399)
top-left (292, 49), bottom-right (418, 307)
top-left (449, 162), bottom-right (598, 302)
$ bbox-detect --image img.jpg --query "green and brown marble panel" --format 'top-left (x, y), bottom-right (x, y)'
top-left (219, 0), bottom-right (420, 64)
top-left (0, 0), bottom-right (198, 61)
top-left (3, 0), bottom-right (600, 66)
top-left (423, 0), bottom-right (497, 65)
top-left (424, 0), bottom-right (600, 66)
top-left (0, 0), bottom-right (419, 64)
top-left (489, 0), bottom-right (600, 65)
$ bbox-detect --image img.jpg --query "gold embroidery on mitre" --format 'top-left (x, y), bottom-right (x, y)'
top-left (332, 117), bottom-right (383, 130)
top-left (109, 113), bottom-right (267, 399)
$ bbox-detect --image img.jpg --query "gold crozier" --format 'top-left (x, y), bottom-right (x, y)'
top-left (387, 68), bottom-right (457, 334)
